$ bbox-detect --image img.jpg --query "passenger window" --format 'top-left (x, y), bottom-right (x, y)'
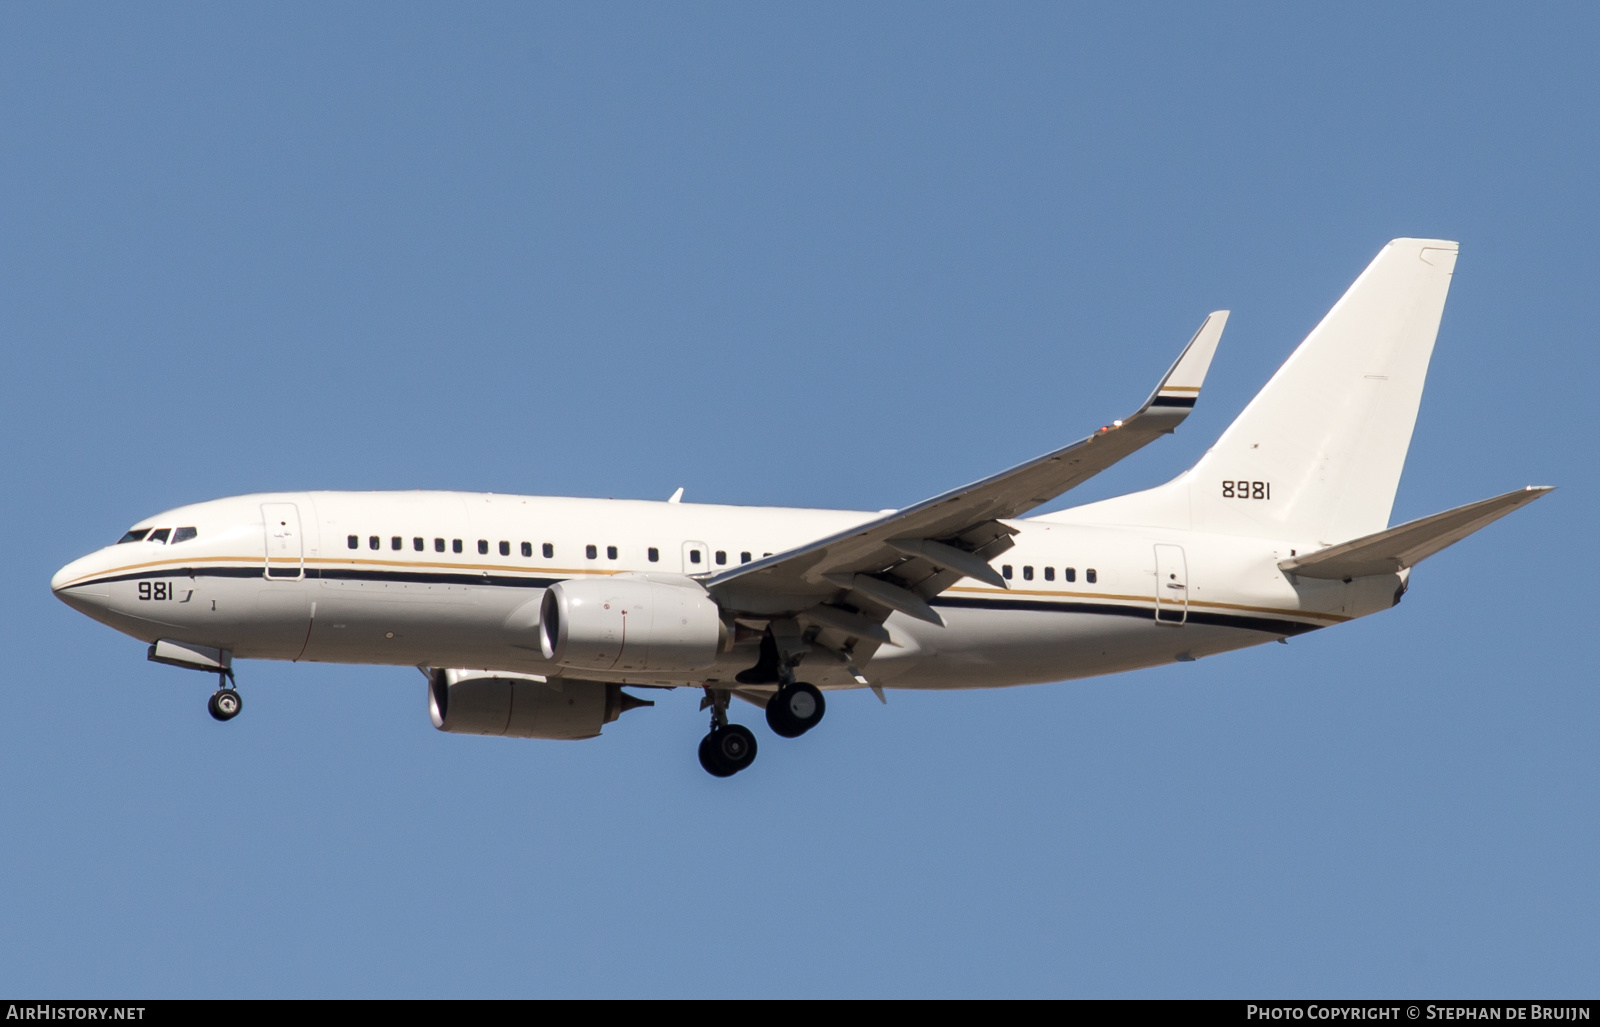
top-left (1022, 566), bottom-right (1033, 581)
top-left (172, 527), bottom-right (198, 544)
top-left (607, 546), bottom-right (618, 560)
top-left (1064, 567), bottom-right (1076, 582)
top-left (117, 528), bottom-right (151, 544)
top-left (453, 539), bottom-right (463, 554)
top-left (347, 535), bottom-right (359, 550)
top-left (586, 544), bottom-right (597, 560)
top-left (1086, 569), bottom-right (1097, 584)
top-left (542, 543), bottom-right (553, 558)
top-left (499, 541), bottom-right (510, 556)
top-left (763, 552), bottom-right (772, 558)
top-left (1001, 564), bottom-right (1012, 579)
top-left (715, 550), bottom-right (726, 565)
top-left (413, 537), bottom-right (424, 551)
top-left (648, 547), bottom-right (659, 562)
top-left (1044, 567), bottom-right (1055, 581)
top-left (369, 536), bottom-right (380, 550)
top-left (477, 540), bottom-right (488, 555)
top-left (392, 536), bottom-right (402, 551)
top-left (521, 542), bottom-right (532, 557)
top-left (741, 551), bottom-right (751, 564)
top-left (435, 538), bottom-right (445, 552)
top-left (689, 549), bottom-right (701, 564)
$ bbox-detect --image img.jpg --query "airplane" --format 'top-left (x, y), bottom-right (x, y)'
top-left (51, 238), bottom-right (1551, 777)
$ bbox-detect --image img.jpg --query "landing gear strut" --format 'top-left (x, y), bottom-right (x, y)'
top-left (758, 619), bottom-right (829, 739)
top-left (698, 687), bottom-right (757, 777)
top-left (207, 668), bottom-right (241, 722)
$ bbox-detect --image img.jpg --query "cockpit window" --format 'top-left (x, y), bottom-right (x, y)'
top-left (146, 528), bottom-right (171, 544)
top-left (171, 527), bottom-right (198, 544)
top-left (117, 528), bottom-right (151, 544)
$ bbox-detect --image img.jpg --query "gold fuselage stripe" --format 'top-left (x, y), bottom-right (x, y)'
top-left (58, 554), bottom-right (625, 587)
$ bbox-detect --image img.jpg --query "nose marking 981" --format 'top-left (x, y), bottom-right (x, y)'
top-left (137, 581), bottom-right (184, 601)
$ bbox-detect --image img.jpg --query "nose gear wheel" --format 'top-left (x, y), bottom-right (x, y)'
top-left (208, 688), bottom-right (242, 722)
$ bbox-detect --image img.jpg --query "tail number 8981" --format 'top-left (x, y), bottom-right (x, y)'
top-left (1222, 480), bottom-right (1270, 499)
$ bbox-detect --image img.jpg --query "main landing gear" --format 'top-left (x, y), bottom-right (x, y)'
top-left (765, 681), bottom-right (825, 738)
top-left (697, 680), bottom-right (830, 777)
top-left (207, 669), bottom-right (241, 722)
top-left (698, 687), bottom-right (757, 777)
top-left (699, 723), bottom-right (757, 778)
top-left (700, 622), bottom-right (835, 777)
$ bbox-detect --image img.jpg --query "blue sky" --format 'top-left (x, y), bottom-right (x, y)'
top-left (1, 3), bottom-right (1593, 997)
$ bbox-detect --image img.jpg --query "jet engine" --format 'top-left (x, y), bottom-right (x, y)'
top-left (539, 573), bottom-right (724, 674)
top-left (428, 669), bottom-right (651, 740)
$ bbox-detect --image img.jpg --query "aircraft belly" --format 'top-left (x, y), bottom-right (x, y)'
top-left (880, 605), bottom-right (1277, 690)
top-left (297, 582), bottom-right (547, 670)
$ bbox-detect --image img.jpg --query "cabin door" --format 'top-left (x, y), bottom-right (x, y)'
top-left (262, 503), bottom-right (305, 579)
top-left (1154, 544), bottom-right (1188, 624)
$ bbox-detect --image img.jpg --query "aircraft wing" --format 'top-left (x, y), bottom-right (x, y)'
top-left (708, 312), bottom-right (1228, 624)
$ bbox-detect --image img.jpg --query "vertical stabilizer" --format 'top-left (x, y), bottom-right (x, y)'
top-left (1046, 239), bottom-right (1459, 544)
top-left (1184, 238), bottom-right (1457, 543)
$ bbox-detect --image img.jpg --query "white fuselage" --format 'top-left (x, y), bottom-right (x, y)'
top-left (50, 490), bottom-right (1402, 692)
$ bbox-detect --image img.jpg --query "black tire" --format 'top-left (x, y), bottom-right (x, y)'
top-left (210, 688), bottom-right (242, 722)
top-left (713, 723), bottom-right (758, 772)
top-left (766, 683), bottom-right (825, 738)
top-left (765, 694), bottom-right (801, 737)
top-left (698, 732), bottom-right (736, 777)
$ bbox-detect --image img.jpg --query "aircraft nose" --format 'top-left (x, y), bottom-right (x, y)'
top-left (52, 553), bottom-right (101, 600)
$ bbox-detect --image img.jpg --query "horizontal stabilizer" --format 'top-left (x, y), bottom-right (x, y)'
top-left (1279, 486), bottom-right (1553, 580)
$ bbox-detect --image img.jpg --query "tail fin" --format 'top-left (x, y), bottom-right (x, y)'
top-left (1189, 238), bottom-right (1457, 543)
top-left (1045, 239), bottom-right (1460, 543)
top-left (1059, 238), bottom-right (1459, 544)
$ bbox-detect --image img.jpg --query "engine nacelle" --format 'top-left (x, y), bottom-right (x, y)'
top-left (539, 573), bottom-right (723, 674)
top-left (428, 669), bottom-right (651, 740)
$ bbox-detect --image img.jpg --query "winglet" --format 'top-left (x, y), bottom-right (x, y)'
top-left (1139, 311), bottom-right (1227, 415)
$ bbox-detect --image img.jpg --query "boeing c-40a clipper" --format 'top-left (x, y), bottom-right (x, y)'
top-left (53, 239), bottom-right (1550, 776)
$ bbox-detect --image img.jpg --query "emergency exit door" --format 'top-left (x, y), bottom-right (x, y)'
top-left (1154, 543), bottom-right (1188, 624)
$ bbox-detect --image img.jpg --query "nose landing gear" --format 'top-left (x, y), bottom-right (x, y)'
top-left (207, 669), bottom-right (241, 722)
top-left (207, 689), bottom-right (242, 721)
